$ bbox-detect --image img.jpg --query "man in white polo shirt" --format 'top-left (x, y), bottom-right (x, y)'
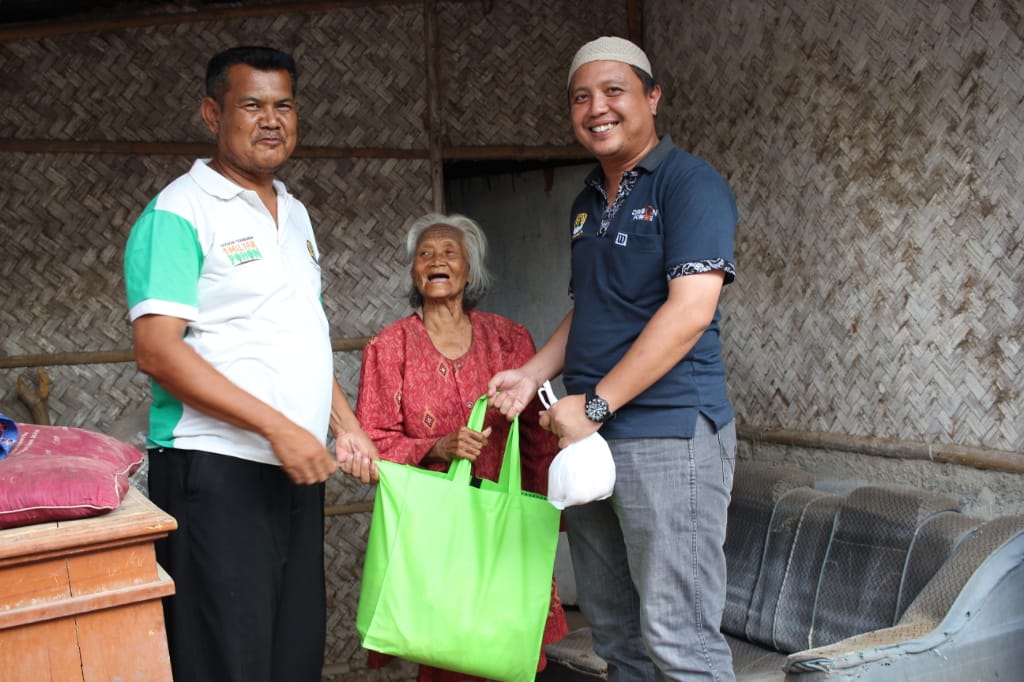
top-left (124, 45), bottom-right (377, 682)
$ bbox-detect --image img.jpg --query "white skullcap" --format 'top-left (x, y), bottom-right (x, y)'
top-left (567, 36), bottom-right (652, 89)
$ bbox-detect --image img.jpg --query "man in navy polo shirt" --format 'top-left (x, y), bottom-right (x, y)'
top-left (490, 36), bottom-right (738, 681)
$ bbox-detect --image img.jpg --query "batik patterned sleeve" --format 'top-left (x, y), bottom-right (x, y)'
top-left (661, 161), bottom-right (737, 285)
top-left (355, 326), bottom-right (437, 466)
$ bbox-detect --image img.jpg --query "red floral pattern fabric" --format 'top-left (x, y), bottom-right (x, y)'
top-left (356, 311), bottom-right (559, 493)
top-left (357, 311), bottom-right (568, 679)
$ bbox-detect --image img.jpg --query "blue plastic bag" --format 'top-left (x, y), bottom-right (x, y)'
top-left (0, 413), bottom-right (18, 461)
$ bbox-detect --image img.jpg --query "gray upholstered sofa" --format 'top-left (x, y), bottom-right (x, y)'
top-left (544, 461), bottom-right (1024, 681)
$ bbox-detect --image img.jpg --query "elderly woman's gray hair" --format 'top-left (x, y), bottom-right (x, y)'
top-left (406, 213), bottom-right (492, 309)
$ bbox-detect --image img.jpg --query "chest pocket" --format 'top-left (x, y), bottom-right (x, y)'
top-left (603, 231), bottom-right (665, 299)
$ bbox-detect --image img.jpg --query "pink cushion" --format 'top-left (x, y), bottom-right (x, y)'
top-left (0, 424), bottom-right (144, 530)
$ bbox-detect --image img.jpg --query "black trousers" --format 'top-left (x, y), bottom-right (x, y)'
top-left (148, 448), bottom-right (327, 682)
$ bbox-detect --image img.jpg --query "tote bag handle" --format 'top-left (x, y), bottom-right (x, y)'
top-left (447, 395), bottom-right (521, 495)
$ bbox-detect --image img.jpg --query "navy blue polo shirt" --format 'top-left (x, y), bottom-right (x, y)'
top-left (563, 135), bottom-right (738, 438)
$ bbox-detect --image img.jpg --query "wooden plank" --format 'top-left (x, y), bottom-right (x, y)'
top-left (0, 489), bottom-right (176, 565)
top-left (0, 336), bottom-right (372, 369)
top-left (324, 500), bottom-right (374, 516)
top-left (76, 598), bottom-right (172, 675)
top-left (0, 557), bottom-right (70, 612)
top-left (627, 0), bottom-right (643, 45)
top-left (67, 543), bottom-right (159, 595)
top-left (737, 425), bottom-right (1024, 475)
top-left (0, 138), bottom-right (590, 161)
top-left (423, 0), bottom-right (444, 211)
top-left (0, 139), bottom-right (432, 159)
top-left (77, 601), bottom-right (173, 682)
top-left (0, 0), bottom-right (451, 43)
top-left (0, 617), bottom-right (83, 682)
top-left (0, 568), bottom-right (174, 630)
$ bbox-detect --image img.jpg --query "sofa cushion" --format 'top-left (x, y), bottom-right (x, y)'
top-left (896, 511), bottom-right (981, 619)
top-left (743, 487), bottom-right (833, 648)
top-left (808, 485), bottom-right (958, 648)
top-left (899, 515), bottom-right (1024, 625)
top-left (771, 492), bottom-right (843, 653)
top-left (0, 423), bottom-right (144, 529)
top-left (726, 634), bottom-right (788, 679)
top-left (722, 463), bottom-right (813, 636)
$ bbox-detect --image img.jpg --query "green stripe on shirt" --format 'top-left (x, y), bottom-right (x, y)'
top-left (124, 200), bottom-right (204, 310)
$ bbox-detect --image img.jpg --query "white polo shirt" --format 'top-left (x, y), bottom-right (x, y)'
top-left (124, 159), bottom-right (333, 465)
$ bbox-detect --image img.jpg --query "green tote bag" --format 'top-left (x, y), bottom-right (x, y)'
top-left (356, 395), bottom-right (562, 682)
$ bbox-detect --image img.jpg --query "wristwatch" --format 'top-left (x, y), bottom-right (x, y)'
top-left (584, 391), bottom-right (614, 423)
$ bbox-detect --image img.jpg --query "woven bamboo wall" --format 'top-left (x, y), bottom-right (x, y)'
top-left (437, 0), bottom-right (627, 146)
top-left (6, 0), bottom-right (1018, 676)
top-left (647, 0), bottom-right (1024, 454)
top-left (0, 2), bottom-right (626, 679)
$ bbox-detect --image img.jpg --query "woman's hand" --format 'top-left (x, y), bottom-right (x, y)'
top-left (336, 431), bottom-right (379, 484)
top-left (430, 425), bottom-right (493, 463)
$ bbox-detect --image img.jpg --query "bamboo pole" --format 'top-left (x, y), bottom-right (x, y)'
top-left (627, 0), bottom-right (644, 45)
top-left (0, 141), bottom-right (214, 156)
top-left (0, 139), bottom-right (426, 159)
top-left (442, 144), bottom-right (590, 161)
top-left (0, 139), bottom-right (589, 161)
top-left (324, 501), bottom-right (374, 517)
top-left (1, 336), bottom-right (1019, 474)
top-left (0, 337), bottom-right (372, 369)
top-left (737, 424), bottom-right (1024, 475)
top-left (320, 432), bottom-right (1024, 510)
top-left (0, 0), bottom-right (478, 43)
top-left (423, 0), bottom-right (445, 212)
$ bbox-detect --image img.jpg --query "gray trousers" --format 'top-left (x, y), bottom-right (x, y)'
top-left (564, 417), bottom-right (737, 682)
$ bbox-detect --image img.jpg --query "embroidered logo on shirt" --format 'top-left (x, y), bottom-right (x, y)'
top-left (631, 205), bottom-right (659, 222)
top-left (615, 233), bottom-right (628, 246)
top-left (221, 237), bottom-right (262, 266)
top-left (572, 212), bottom-right (587, 240)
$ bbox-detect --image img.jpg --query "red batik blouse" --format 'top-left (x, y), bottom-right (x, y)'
top-left (356, 310), bottom-right (559, 494)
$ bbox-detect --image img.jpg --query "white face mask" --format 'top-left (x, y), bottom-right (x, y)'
top-left (538, 382), bottom-right (616, 510)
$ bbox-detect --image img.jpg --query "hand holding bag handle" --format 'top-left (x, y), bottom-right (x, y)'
top-left (447, 394), bottom-right (521, 494)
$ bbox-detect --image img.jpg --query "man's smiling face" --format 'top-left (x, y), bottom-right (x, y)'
top-left (569, 60), bottom-right (661, 169)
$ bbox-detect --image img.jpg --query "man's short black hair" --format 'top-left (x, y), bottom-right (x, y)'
top-left (631, 65), bottom-right (657, 94)
top-left (205, 46), bottom-right (297, 102)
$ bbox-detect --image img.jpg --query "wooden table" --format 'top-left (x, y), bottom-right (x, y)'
top-left (0, 487), bottom-right (177, 681)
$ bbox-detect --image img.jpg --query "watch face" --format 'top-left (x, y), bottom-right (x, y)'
top-left (586, 396), bottom-right (610, 422)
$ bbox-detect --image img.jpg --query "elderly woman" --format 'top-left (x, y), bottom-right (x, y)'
top-left (356, 213), bottom-right (568, 682)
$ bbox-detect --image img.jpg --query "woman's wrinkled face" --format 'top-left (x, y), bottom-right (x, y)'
top-left (412, 224), bottom-right (469, 303)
